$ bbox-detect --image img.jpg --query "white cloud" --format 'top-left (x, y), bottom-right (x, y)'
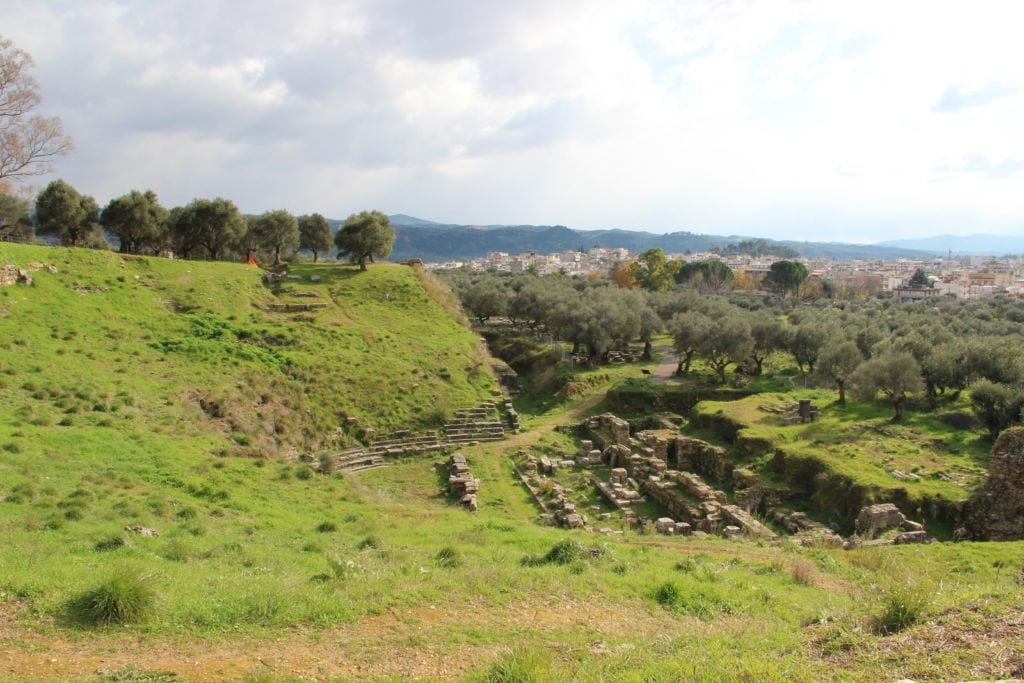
top-left (2, 0), bottom-right (1024, 241)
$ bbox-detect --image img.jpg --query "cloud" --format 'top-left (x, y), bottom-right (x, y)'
top-left (932, 154), bottom-right (1024, 179)
top-left (2, 0), bottom-right (1024, 242)
top-left (934, 82), bottom-right (1020, 112)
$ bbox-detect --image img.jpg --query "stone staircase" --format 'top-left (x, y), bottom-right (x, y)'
top-left (318, 402), bottom-right (506, 473)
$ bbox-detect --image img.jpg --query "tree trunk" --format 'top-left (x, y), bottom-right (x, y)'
top-left (312, 250), bottom-right (319, 263)
top-left (892, 395), bottom-right (905, 422)
top-left (683, 350), bottom-right (695, 373)
top-left (273, 245), bottom-right (282, 266)
top-left (837, 381), bottom-right (846, 405)
top-left (675, 359), bottom-right (684, 376)
top-left (642, 340), bottom-right (652, 361)
top-left (358, 257), bottom-right (367, 271)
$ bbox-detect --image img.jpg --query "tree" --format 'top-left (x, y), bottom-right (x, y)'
top-left (298, 213), bottom-right (332, 263)
top-left (463, 276), bottom-right (508, 324)
top-left (253, 209), bottom-right (299, 265)
top-left (35, 179), bottom-right (100, 247)
top-left (669, 311), bottom-right (711, 374)
top-left (763, 260), bottom-right (809, 296)
top-left (701, 317), bottom-right (754, 383)
top-left (850, 351), bottom-right (923, 421)
top-left (787, 322), bottom-right (830, 373)
top-left (100, 190), bottom-right (168, 254)
top-left (970, 379), bottom-right (1024, 441)
top-left (334, 210), bottom-right (394, 270)
top-left (0, 36), bottom-right (73, 182)
top-left (816, 340), bottom-right (864, 404)
top-left (908, 269), bottom-right (930, 287)
top-left (747, 311), bottom-right (786, 375)
top-left (675, 260), bottom-right (733, 293)
top-left (169, 197), bottom-right (245, 261)
top-left (628, 248), bottom-right (680, 292)
top-left (0, 191), bottom-right (32, 241)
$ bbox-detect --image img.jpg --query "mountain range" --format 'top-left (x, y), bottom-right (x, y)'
top-left (380, 216), bottom-right (931, 262)
top-left (321, 215), bottom-right (1024, 262)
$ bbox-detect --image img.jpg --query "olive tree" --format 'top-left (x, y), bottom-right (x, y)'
top-left (100, 190), bottom-right (168, 254)
top-left (850, 351), bottom-right (923, 421)
top-left (816, 340), bottom-right (863, 404)
top-left (335, 210), bottom-right (394, 270)
top-left (298, 213), bottom-right (333, 262)
top-left (35, 179), bottom-right (101, 247)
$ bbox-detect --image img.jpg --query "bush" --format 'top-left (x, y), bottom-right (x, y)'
top-left (67, 569), bottom-right (155, 626)
top-left (295, 466), bottom-right (313, 480)
top-left (315, 521), bottom-right (337, 533)
top-left (542, 539), bottom-right (584, 565)
top-left (357, 535), bottom-right (380, 550)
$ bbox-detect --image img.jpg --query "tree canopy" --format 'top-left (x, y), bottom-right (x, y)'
top-left (0, 36), bottom-right (73, 182)
top-left (100, 190), bottom-right (168, 255)
top-left (253, 209), bottom-right (299, 265)
top-left (0, 191), bottom-right (32, 242)
top-left (763, 260), bottom-right (809, 296)
top-left (35, 179), bottom-right (101, 247)
top-left (298, 213), bottom-right (333, 263)
top-left (335, 210), bottom-right (394, 270)
top-left (169, 197), bottom-right (245, 260)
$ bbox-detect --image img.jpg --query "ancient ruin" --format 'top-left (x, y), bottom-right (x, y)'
top-left (516, 411), bottom-right (931, 545)
top-left (316, 402), bottom-right (507, 473)
top-left (447, 453), bottom-right (479, 512)
top-left (959, 426), bottom-right (1024, 541)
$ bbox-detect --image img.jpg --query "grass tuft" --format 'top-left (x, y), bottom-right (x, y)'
top-left (67, 569), bottom-right (155, 626)
top-left (873, 579), bottom-right (931, 634)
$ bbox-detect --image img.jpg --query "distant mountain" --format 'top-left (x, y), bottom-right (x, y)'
top-left (382, 216), bottom-right (932, 262)
top-left (387, 214), bottom-right (439, 227)
top-left (876, 234), bottom-right (1024, 256)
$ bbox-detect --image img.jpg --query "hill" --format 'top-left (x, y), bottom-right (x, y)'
top-left (877, 233), bottom-right (1024, 256)
top-left (384, 216), bottom-right (932, 262)
top-left (0, 244), bottom-right (494, 455)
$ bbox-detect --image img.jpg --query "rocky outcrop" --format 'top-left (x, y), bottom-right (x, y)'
top-left (960, 427), bottom-right (1024, 541)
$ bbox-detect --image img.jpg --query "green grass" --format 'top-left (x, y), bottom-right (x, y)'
top-left (690, 390), bottom-right (990, 521)
top-left (2, 245), bottom-right (1024, 681)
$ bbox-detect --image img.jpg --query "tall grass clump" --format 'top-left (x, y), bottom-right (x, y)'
top-left (477, 647), bottom-right (554, 683)
top-left (436, 546), bottom-right (462, 568)
top-left (873, 578), bottom-right (931, 634)
top-left (521, 539), bottom-right (585, 567)
top-left (67, 569), bottom-right (155, 626)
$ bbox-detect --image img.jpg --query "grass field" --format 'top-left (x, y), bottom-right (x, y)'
top-left (1, 245), bottom-right (1023, 681)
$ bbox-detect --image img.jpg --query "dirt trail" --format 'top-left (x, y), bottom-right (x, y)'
top-left (648, 344), bottom-right (679, 384)
top-left (0, 593), bottom-right (692, 681)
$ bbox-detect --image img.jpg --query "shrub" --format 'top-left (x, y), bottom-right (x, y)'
top-left (295, 466), bottom-right (313, 481)
top-left (315, 521), bottom-right (337, 533)
top-left (67, 569), bottom-right (155, 626)
top-left (436, 546), bottom-right (461, 568)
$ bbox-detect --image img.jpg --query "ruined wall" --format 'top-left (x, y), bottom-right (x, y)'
top-left (961, 427), bottom-right (1024, 541)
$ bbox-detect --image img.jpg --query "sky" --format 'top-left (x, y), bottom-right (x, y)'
top-left (4, 0), bottom-right (1024, 243)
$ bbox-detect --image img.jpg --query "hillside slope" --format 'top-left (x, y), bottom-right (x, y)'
top-left (0, 244), bottom-right (494, 459)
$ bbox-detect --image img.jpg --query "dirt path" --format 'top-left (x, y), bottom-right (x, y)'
top-left (649, 344), bottom-right (679, 384)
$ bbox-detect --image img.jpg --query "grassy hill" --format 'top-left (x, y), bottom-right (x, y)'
top-left (1, 245), bottom-right (1023, 681)
top-left (0, 244), bottom-right (494, 456)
